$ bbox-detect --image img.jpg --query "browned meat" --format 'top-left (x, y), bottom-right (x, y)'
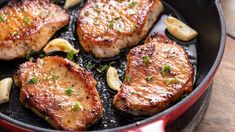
top-left (113, 34), bottom-right (194, 116)
top-left (77, 0), bottom-right (163, 58)
top-left (0, 0), bottom-right (69, 60)
top-left (14, 56), bottom-right (103, 130)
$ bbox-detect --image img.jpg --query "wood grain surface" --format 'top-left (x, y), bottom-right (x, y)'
top-left (221, 0), bottom-right (235, 37)
top-left (196, 36), bottom-right (235, 132)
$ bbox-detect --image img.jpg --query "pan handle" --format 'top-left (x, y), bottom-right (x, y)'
top-left (124, 119), bottom-right (166, 132)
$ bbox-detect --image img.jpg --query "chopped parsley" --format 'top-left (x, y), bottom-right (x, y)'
top-left (72, 101), bottom-right (83, 111)
top-left (93, 19), bottom-right (99, 26)
top-left (114, 16), bottom-right (120, 20)
top-left (109, 61), bottom-right (116, 66)
top-left (145, 75), bottom-right (153, 82)
top-left (67, 51), bottom-right (75, 60)
top-left (131, 25), bottom-right (137, 32)
top-left (0, 15), bottom-right (6, 22)
top-left (97, 64), bottom-right (109, 73)
top-left (181, 94), bottom-right (188, 99)
top-left (108, 20), bottom-right (114, 29)
top-left (143, 55), bottom-right (151, 65)
top-left (51, 74), bottom-right (59, 80)
top-left (25, 53), bottom-right (35, 62)
top-left (96, 61), bottom-right (117, 74)
top-left (28, 77), bottom-right (38, 84)
top-left (129, 2), bottom-right (137, 8)
top-left (53, 0), bottom-right (60, 4)
top-left (126, 75), bottom-right (132, 83)
top-left (39, 53), bottom-right (45, 58)
top-left (23, 16), bottom-right (30, 25)
top-left (64, 87), bottom-right (73, 96)
top-left (165, 77), bottom-right (180, 85)
top-left (86, 63), bottom-right (95, 69)
top-left (161, 64), bottom-right (171, 76)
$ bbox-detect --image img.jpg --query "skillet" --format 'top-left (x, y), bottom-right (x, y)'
top-left (0, 0), bottom-right (226, 131)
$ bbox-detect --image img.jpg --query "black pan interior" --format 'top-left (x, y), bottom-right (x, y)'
top-left (0, 0), bottom-right (205, 131)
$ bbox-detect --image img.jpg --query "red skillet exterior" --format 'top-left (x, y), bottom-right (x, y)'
top-left (0, 0), bottom-right (226, 131)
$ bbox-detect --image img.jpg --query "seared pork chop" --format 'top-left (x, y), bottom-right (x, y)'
top-left (14, 56), bottom-right (103, 130)
top-left (77, 0), bottom-right (163, 58)
top-left (113, 34), bottom-right (194, 116)
top-left (0, 0), bottom-right (69, 60)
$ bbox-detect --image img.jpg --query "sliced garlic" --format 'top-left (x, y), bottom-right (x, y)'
top-left (106, 67), bottom-right (122, 91)
top-left (64, 0), bottom-right (82, 8)
top-left (165, 16), bottom-right (198, 41)
top-left (0, 78), bottom-right (13, 104)
top-left (43, 38), bottom-right (79, 54)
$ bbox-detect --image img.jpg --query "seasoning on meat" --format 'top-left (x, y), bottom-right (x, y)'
top-left (0, 0), bottom-right (69, 60)
top-left (14, 56), bottom-right (103, 130)
top-left (113, 33), bottom-right (194, 116)
top-left (77, 0), bottom-right (163, 58)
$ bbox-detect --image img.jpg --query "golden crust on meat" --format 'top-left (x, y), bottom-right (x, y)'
top-left (77, 0), bottom-right (163, 58)
top-left (0, 0), bottom-right (69, 60)
top-left (113, 34), bottom-right (194, 116)
top-left (15, 56), bottom-right (103, 130)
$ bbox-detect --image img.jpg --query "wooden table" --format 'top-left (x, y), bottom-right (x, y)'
top-left (196, 36), bottom-right (235, 131)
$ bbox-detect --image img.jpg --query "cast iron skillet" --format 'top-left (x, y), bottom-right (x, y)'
top-left (0, 0), bottom-right (225, 131)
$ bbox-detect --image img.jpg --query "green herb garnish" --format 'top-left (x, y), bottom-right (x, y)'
top-left (143, 55), bottom-right (151, 65)
top-left (128, 1), bottom-right (137, 7)
top-left (53, 0), bottom-right (60, 4)
top-left (39, 53), bottom-right (45, 58)
top-left (0, 15), bottom-right (6, 22)
top-left (28, 77), bottom-right (38, 84)
top-left (161, 64), bottom-right (171, 76)
top-left (181, 94), bottom-right (188, 99)
top-left (67, 51), bottom-right (75, 60)
top-left (93, 20), bottom-right (98, 26)
top-left (126, 75), bottom-right (132, 83)
top-left (108, 20), bottom-right (114, 29)
top-left (114, 16), bottom-right (120, 20)
top-left (165, 77), bottom-right (180, 85)
top-left (97, 64), bottom-right (109, 73)
top-left (65, 87), bottom-right (73, 96)
top-left (131, 25), bottom-right (137, 32)
top-left (109, 61), bottom-right (116, 66)
top-left (23, 16), bottom-right (30, 25)
top-left (25, 53), bottom-right (35, 62)
top-left (86, 63), bottom-right (95, 69)
top-left (145, 75), bottom-right (153, 82)
top-left (72, 101), bottom-right (83, 111)
top-left (51, 74), bottom-right (59, 80)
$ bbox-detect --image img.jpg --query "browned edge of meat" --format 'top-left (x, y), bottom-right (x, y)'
top-left (0, 0), bottom-right (69, 60)
top-left (113, 33), bottom-right (194, 116)
top-left (76, 0), bottom-right (163, 58)
top-left (14, 56), bottom-right (103, 130)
